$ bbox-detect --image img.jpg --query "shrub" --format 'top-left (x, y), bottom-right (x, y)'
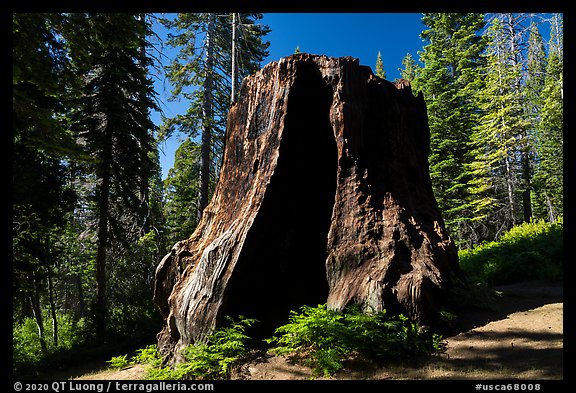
top-left (13, 317), bottom-right (46, 370)
top-left (265, 304), bottom-right (442, 378)
top-left (13, 313), bottom-right (90, 375)
top-left (458, 219), bottom-right (563, 285)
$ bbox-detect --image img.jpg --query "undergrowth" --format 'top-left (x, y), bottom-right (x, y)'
top-left (111, 306), bottom-right (441, 380)
top-left (107, 220), bottom-right (563, 379)
top-left (265, 304), bottom-right (443, 378)
top-left (458, 218), bottom-right (563, 285)
top-left (13, 314), bottom-right (91, 376)
top-left (109, 316), bottom-right (257, 380)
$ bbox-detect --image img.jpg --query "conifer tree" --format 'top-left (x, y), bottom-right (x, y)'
top-left (473, 18), bottom-right (521, 239)
top-left (533, 14), bottom-right (563, 221)
top-left (415, 13), bottom-right (486, 246)
top-left (68, 13), bottom-right (159, 337)
top-left (475, 14), bottom-right (544, 238)
top-left (398, 52), bottom-right (419, 83)
top-left (163, 140), bottom-right (201, 245)
top-left (13, 13), bottom-right (81, 348)
top-left (524, 21), bottom-right (548, 220)
top-left (375, 51), bottom-right (386, 79)
top-left (160, 13), bottom-right (269, 228)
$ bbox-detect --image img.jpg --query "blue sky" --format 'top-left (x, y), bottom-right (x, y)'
top-left (152, 13), bottom-right (428, 179)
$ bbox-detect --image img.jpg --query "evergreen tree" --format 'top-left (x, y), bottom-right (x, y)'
top-left (375, 51), bottom-right (386, 79)
top-left (472, 18), bottom-right (519, 240)
top-left (533, 14), bottom-right (563, 221)
top-left (160, 13), bottom-right (269, 229)
top-left (525, 21), bottom-right (547, 136)
top-left (524, 21), bottom-right (548, 220)
top-left (68, 13), bottom-right (159, 338)
top-left (474, 14), bottom-right (543, 240)
top-left (163, 139), bottom-right (202, 245)
top-left (398, 52), bottom-right (419, 83)
top-left (503, 14), bottom-right (535, 225)
top-left (415, 13), bottom-right (486, 247)
top-left (13, 13), bottom-right (80, 348)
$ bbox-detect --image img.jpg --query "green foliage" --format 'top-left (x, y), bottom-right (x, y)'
top-left (265, 304), bottom-right (442, 378)
top-left (398, 52), bottom-right (419, 83)
top-left (13, 314), bottom-right (90, 375)
top-left (458, 219), bottom-right (563, 285)
top-left (136, 316), bottom-right (257, 380)
top-left (107, 303), bottom-right (162, 345)
top-left (375, 51), bottom-right (386, 79)
top-left (532, 36), bottom-right (563, 221)
top-left (163, 139), bottom-right (201, 244)
top-left (132, 345), bottom-right (163, 368)
top-left (415, 13), bottom-right (488, 245)
top-left (107, 354), bottom-right (130, 370)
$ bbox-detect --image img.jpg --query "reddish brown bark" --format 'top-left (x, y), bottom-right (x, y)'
top-left (153, 54), bottom-right (460, 363)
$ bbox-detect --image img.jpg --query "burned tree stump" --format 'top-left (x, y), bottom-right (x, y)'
top-left (153, 54), bottom-right (461, 362)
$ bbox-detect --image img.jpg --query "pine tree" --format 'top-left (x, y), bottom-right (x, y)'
top-left (163, 139), bottom-right (202, 244)
top-left (415, 13), bottom-right (486, 247)
top-left (398, 52), bottom-right (419, 83)
top-left (375, 51), bottom-right (386, 79)
top-left (473, 18), bottom-right (516, 239)
top-left (13, 13), bottom-right (80, 347)
top-left (533, 14), bottom-right (563, 221)
top-left (525, 21), bottom-right (548, 220)
top-left (68, 13), bottom-right (159, 337)
top-left (160, 13), bottom-right (269, 227)
top-left (475, 14), bottom-right (543, 240)
top-left (506, 14), bottom-right (535, 224)
top-left (525, 21), bottom-right (547, 136)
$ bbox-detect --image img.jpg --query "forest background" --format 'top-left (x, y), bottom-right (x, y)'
top-left (12, 12), bottom-right (563, 376)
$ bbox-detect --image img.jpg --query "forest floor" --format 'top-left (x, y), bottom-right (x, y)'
top-left (57, 280), bottom-right (563, 381)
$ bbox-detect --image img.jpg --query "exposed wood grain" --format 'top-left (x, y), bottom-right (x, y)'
top-left (153, 54), bottom-right (461, 364)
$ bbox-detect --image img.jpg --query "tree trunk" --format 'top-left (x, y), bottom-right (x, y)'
top-left (230, 13), bottom-right (238, 104)
top-left (29, 274), bottom-right (47, 353)
top-left (47, 268), bottom-right (58, 347)
top-left (154, 54), bottom-right (461, 364)
top-left (76, 274), bottom-right (86, 319)
top-left (198, 13), bottom-right (215, 222)
top-left (94, 128), bottom-right (112, 339)
top-left (504, 151), bottom-right (517, 226)
top-left (521, 145), bottom-right (532, 223)
top-left (95, 173), bottom-right (109, 338)
top-left (545, 191), bottom-right (556, 222)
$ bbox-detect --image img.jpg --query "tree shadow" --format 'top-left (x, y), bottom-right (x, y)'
top-left (432, 328), bottom-right (563, 379)
top-left (450, 280), bottom-right (563, 335)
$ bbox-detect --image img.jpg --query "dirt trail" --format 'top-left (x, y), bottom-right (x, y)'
top-left (236, 280), bottom-right (563, 380)
top-left (65, 280), bottom-right (562, 380)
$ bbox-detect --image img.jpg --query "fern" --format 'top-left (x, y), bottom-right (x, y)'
top-left (107, 354), bottom-right (130, 370)
top-left (108, 316), bottom-right (257, 380)
top-left (266, 304), bottom-right (441, 377)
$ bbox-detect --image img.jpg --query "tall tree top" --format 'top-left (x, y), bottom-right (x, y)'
top-left (375, 51), bottom-right (386, 79)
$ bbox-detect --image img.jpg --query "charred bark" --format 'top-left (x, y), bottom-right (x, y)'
top-left (153, 54), bottom-right (461, 363)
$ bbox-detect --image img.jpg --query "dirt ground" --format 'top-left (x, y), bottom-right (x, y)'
top-left (67, 280), bottom-right (562, 381)
top-left (234, 280), bottom-right (563, 380)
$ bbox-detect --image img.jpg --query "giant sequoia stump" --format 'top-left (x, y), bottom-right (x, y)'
top-left (153, 54), bottom-right (461, 362)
